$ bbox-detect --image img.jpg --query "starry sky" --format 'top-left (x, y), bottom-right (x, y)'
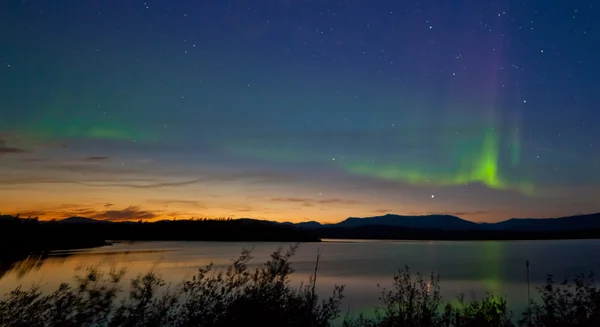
top-left (1, 0), bottom-right (599, 223)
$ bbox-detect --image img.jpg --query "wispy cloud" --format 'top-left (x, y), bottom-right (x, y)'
top-left (233, 207), bottom-right (255, 213)
top-left (318, 198), bottom-right (360, 205)
top-left (147, 199), bottom-right (205, 207)
top-left (62, 208), bottom-right (100, 217)
top-left (0, 177), bottom-right (200, 189)
top-left (80, 179), bottom-right (201, 189)
top-left (0, 168), bottom-right (307, 189)
top-left (11, 204), bottom-right (164, 221)
top-left (35, 141), bottom-right (68, 149)
top-left (204, 171), bottom-right (302, 184)
top-left (16, 211), bottom-right (47, 217)
top-left (92, 206), bottom-right (157, 221)
top-left (429, 210), bottom-right (490, 217)
top-left (0, 137), bottom-right (29, 154)
top-left (272, 197), bottom-right (308, 203)
top-left (84, 156), bottom-right (110, 161)
top-left (271, 197), bottom-right (360, 207)
top-left (23, 158), bottom-right (48, 162)
top-left (373, 209), bottom-right (392, 214)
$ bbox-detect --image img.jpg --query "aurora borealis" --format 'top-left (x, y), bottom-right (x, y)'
top-left (1, 0), bottom-right (599, 223)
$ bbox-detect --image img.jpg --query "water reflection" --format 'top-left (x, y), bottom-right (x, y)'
top-left (0, 252), bottom-right (50, 280)
top-left (1, 239), bottom-right (599, 316)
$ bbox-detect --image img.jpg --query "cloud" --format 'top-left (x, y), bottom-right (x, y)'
top-left (7, 203), bottom-right (162, 221)
top-left (85, 179), bottom-right (200, 189)
top-left (147, 199), bottom-right (204, 207)
top-left (373, 209), bottom-right (392, 214)
top-left (0, 177), bottom-right (200, 189)
top-left (62, 208), bottom-right (99, 217)
top-left (318, 198), bottom-right (360, 205)
top-left (16, 211), bottom-right (47, 217)
top-left (35, 141), bottom-right (68, 149)
top-left (0, 137), bottom-right (29, 154)
top-left (203, 171), bottom-right (302, 184)
top-left (429, 211), bottom-right (490, 217)
top-left (11, 206), bottom-right (97, 219)
top-left (233, 207), bottom-right (255, 213)
top-left (23, 158), bottom-right (48, 162)
top-left (272, 197), bottom-right (308, 203)
top-left (92, 206), bottom-right (157, 221)
top-left (84, 156), bottom-right (110, 161)
top-left (271, 197), bottom-right (360, 207)
top-left (0, 163), bottom-right (308, 189)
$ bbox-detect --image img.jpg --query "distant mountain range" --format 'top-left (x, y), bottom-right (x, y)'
top-left (57, 217), bottom-right (112, 224)
top-left (50, 212), bottom-right (600, 232)
top-left (488, 213), bottom-right (600, 231)
top-left (281, 212), bottom-right (600, 232)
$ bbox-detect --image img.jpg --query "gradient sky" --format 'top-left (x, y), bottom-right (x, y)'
top-left (1, 0), bottom-right (599, 223)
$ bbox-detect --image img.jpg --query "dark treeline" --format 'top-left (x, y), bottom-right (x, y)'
top-left (0, 217), bottom-right (108, 254)
top-left (94, 218), bottom-right (320, 242)
top-left (0, 216), bottom-right (320, 255)
top-left (2, 214), bottom-right (599, 259)
top-left (315, 225), bottom-right (600, 241)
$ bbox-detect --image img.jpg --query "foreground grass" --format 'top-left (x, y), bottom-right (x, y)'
top-left (0, 246), bottom-right (599, 327)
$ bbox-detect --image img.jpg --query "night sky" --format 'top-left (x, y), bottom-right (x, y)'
top-left (1, 0), bottom-right (599, 223)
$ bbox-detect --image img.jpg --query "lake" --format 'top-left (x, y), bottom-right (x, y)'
top-left (1, 239), bottom-right (600, 318)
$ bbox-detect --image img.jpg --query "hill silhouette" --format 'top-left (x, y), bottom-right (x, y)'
top-left (57, 216), bottom-right (111, 224)
top-left (302, 212), bottom-right (600, 240)
top-left (2, 211), bottom-right (600, 256)
top-left (333, 214), bottom-right (479, 229)
top-left (490, 212), bottom-right (600, 231)
top-left (288, 212), bottom-right (600, 232)
top-left (40, 211), bottom-right (600, 232)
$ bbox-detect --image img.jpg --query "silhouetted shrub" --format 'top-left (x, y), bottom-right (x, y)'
top-left (520, 273), bottom-right (600, 327)
top-left (342, 267), bottom-right (514, 327)
top-left (0, 245), bottom-right (344, 327)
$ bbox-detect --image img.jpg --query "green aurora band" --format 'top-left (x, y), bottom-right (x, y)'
top-left (510, 127), bottom-right (521, 166)
top-left (6, 117), bottom-right (153, 145)
top-left (219, 123), bottom-right (534, 195)
top-left (342, 128), bottom-right (534, 195)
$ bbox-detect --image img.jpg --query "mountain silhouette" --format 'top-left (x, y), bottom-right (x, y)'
top-left (287, 212), bottom-right (600, 232)
top-left (490, 213), bottom-right (600, 231)
top-left (42, 212), bottom-right (600, 232)
top-left (2, 212), bottom-right (598, 243)
top-left (58, 216), bottom-right (111, 224)
top-left (333, 214), bottom-right (479, 230)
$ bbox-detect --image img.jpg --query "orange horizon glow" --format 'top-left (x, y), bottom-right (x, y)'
top-left (2, 149), bottom-right (598, 225)
top-left (2, 195), bottom-right (594, 225)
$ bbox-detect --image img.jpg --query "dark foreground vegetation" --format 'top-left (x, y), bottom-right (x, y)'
top-left (1, 246), bottom-right (599, 327)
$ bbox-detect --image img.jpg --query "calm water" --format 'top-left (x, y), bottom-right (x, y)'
top-left (1, 239), bottom-right (600, 317)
